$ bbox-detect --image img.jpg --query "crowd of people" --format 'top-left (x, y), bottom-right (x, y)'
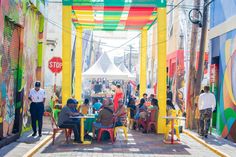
top-left (49, 82), bottom-right (216, 143)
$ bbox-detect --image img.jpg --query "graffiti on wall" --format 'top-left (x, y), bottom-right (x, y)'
top-left (21, 8), bottom-right (40, 132)
top-left (0, 0), bottom-right (45, 137)
top-left (217, 30), bottom-right (236, 142)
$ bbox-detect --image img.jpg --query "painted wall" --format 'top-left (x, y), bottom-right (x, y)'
top-left (211, 30), bottom-right (236, 142)
top-left (0, 0), bottom-right (46, 138)
top-left (210, 0), bottom-right (236, 142)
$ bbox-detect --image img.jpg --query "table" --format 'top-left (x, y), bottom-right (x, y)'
top-left (70, 114), bottom-right (96, 144)
top-left (162, 116), bottom-right (186, 144)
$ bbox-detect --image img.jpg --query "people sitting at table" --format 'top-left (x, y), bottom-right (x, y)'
top-left (143, 98), bottom-right (159, 133)
top-left (58, 98), bottom-right (83, 143)
top-left (70, 99), bottom-right (78, 113)
top-left (148, 94), bottom-right (155, 102)
top-left (92, 98), bottom-right (102, 113)
top-left (79, 98), bottom-right (89, 114)
top-left (114, 99), bottom-right (127, 126)
top-left (92, 98), bottom-right (114, 139)
top-left (142, 93), bottom-right (148, 102)
top-left (134, 98), bottom-right (147, 120)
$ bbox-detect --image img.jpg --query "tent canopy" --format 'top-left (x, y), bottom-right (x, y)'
top-left (118, 63), bottom-right (136, 80)
top-left (83, 53), bottom-right (129, 80)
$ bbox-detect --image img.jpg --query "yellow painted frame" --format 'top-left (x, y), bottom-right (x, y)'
top-left (62, 6), bottom-right (72, 105)
top-left (157, 8), bottom-right (167, 134)
top-left (139, 29), bottom-right (147, 98)
top-left (75, 27), bottom-right (83, 102)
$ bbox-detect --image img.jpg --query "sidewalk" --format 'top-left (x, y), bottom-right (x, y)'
top-left (184, 130), bottom-right (236, 157)
top-left (34, 129), bottom-right (219, 157)
top-left (0, 116), bottom-right (51, 157)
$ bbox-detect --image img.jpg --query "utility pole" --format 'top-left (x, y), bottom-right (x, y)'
top-left (194, 0), bottom-right (210, 96)
top-left (186, 0), bottom-right (201, 129)
top-left (186, 0), bottom-right (211, 129)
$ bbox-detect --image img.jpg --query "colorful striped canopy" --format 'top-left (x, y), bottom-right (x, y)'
top-left (63, 0), bottom-right (166, 31)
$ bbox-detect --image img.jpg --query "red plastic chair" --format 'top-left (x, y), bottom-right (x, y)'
top-left (97, 117), bottom-right (116, 144)
top-left (147, 109), bottom-right (158, 133)
top-left (50, 113), bottom-right (72, 144)
top-left (97, 127), bottom-right (115, 144)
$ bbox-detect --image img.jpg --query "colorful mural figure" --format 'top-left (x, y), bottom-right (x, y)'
top-left (217, 30), bottom-right (236, 142)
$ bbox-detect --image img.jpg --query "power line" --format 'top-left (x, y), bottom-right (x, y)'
top-left (104, 33), bottom-right (141, 53)
top-left (46, 18), bottom-right (118, 48)
top-left (167, 0), bottom-right (186, 15)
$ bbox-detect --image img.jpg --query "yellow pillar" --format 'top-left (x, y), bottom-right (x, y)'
top-left (62, 6), bottom-right (72, 105)
top-left (75, 27), bottom-right (83, 102)
top-left (157, 8), bottom-right (167, 134)
top-left (139, 29), bottom-right (147, 98)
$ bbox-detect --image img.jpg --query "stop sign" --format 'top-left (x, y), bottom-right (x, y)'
top-left (48, 57), bottom-right (62, 73)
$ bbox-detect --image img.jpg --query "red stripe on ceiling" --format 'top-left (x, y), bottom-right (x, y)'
top-left (72, 6), bottom-right (93, 10)
top-left (104, 6), bottom-right (124, 11)
top-left (125, 6), bottom-right (154, 27)
top-left (94, 20), bottom-right (103, 24)
top-left (126, 21), bottom-right (149, 25)
top-left (129, 6), bottom-right (156, 12)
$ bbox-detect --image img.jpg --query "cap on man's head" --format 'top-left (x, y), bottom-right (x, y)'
top-left (73, 99), bottom-right (79, 104)
top-left (67, 98), bottom-right (76, 105)
top-left (35, 81), bottom-right (41, 87)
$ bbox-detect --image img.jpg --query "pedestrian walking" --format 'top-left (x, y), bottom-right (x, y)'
top-left (28, 81), bottom-right (46, 137)
top-left (198, 86), bottom-right (216, 138)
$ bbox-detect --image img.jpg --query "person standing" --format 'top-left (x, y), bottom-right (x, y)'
top-left (113, 84), bottom-right (124, 112)
top-left (198, 86), bottom-right (216, 138)
top-left (28, 81), bottom-right (46, 137)
top-left (167, 86), bottom-right (175, 110)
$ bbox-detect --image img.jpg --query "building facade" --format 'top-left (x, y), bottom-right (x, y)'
top-left (0, 0), bottom-right (47, 146)
top-left (209, 0), bottom-right (236, 142)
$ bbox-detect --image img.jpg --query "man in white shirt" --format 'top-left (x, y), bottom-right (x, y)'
top-left (198, 86), bottom-right (216, 138)
top-left (28, 81), bottom-right (46, 137)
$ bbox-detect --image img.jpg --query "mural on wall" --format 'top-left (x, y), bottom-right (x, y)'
top-left (217, 30), bottom-right (236, 142)
top-left (21, 8), bottom-right (40, 133)
top-left (0, 0), bottom-right (24, 138)
top-left (0, 0), bottom-right (46, 138)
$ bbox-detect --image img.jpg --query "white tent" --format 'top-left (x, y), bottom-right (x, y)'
top-left (118, 63), bottom-right (136, 80)
top-left (83, 53), bottom-right (128, 80)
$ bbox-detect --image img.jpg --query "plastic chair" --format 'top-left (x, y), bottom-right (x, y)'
top-left (147, 109), bottom-right (158, 133)
top-left (97, 127), bottom-right (115, 144)
top-left (164, 110), bottom-right (180, 140)
top-left (114, 110), bottom-right (128, 140)
top-left (127, 108), bottom-right (134, 129)
top-left (50, 114), bottom-right (72, 144)
top-left (114, 126), bottom-right (128, 140)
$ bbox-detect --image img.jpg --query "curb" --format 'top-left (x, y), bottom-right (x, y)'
top-left (183, 130), bottom-right (230, 157)
top-left (23, 135), bottom-right (52, 157)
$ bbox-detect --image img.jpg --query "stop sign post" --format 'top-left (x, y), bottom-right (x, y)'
top-left (48, 57), bottom-right (62, 93)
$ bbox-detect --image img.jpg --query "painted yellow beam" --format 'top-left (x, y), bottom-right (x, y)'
top-left (62, 6), bottom-right (72, 105)
top-left (139, 28), bottom-right (147, 98)
top-left (75, 27), bottom-right (83, 102)
top-left (157, 8), bottom-right (167, 134)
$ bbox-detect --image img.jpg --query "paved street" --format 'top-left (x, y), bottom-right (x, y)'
top-left (0, 117), bottom-right (51, 157)
top-left (34, 130), bottom-right (219, 157)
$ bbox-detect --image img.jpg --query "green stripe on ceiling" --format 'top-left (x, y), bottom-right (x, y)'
top-left (64, 0), bottom-right (166, 7)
